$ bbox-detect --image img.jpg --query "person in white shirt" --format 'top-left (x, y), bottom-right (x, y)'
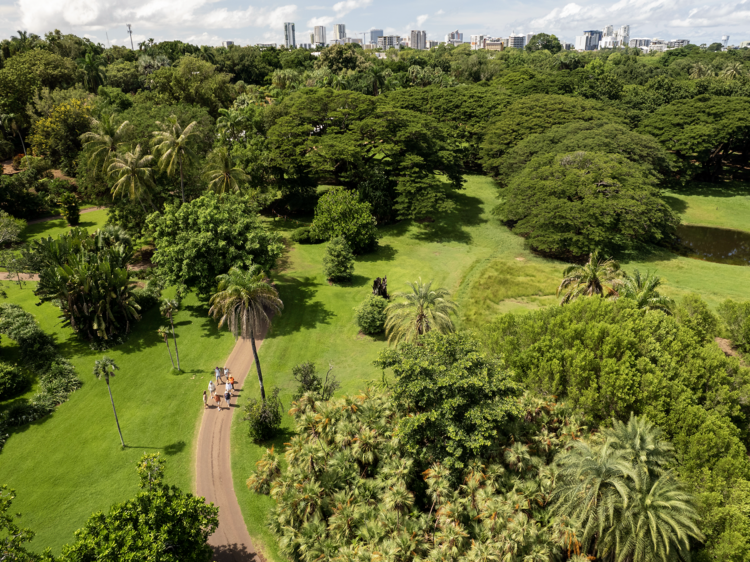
top-left (225, 380), bottom-right (233, 396)
top-left (208, 380), bottom-right (216, 397)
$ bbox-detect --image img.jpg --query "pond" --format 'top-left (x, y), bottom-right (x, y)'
top-left (676, 224), bottom-right (750, 266)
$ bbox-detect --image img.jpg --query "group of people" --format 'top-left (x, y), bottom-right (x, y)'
top-left (203, 366), bottom-right (237, 411)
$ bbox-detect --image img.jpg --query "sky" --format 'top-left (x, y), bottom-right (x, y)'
top-left (0, 0), bottom-right (746, 48)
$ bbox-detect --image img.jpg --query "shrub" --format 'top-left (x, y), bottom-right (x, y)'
top-left (676, 293), bottom-right (720, 343)
top-left (310, 186), bottom-right (378, 254)
top-left (11, 154), bottom-right (23, 170)
top-left (246, 447), bottom-right (281, 494)
top-left (355, 294), bottom-right (388, 335)
top-left (0, 362), bottom-right (31, 400)
top-left (289, 226), bottom-right (319, 244)
top-left (717, 299), bottom-right (750, 352)
top-left (291, 362), bottom-right (340, 402)
top-left (243, 387), bottom-right (283, 443)
top-left (323, 236), bottom-right (354, 282)
top-left (58, 191), bottom-right (80, 226)
top-left (132, 281), bottom-right (163, 313)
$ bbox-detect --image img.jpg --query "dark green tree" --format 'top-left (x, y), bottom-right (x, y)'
top-left (322, 236), bottom-right (355, 282)
top-left (310, 187), bottom-right (378, 253)
top-left (525, 33), bottom-right (563, 54)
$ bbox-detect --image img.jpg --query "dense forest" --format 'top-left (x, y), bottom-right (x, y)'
top-left (2, 29), bottom-right (750, 562)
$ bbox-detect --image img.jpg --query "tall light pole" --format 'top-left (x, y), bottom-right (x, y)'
top-left (127, 24), bottom-right (134, 49)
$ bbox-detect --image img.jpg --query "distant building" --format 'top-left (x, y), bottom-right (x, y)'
top-left (668, 39), bottom-right (690, 48)
top-left (599, 36), bottom-right (621, 49)
top-left (603, 25), bottom-right (614, 37)
top-left (563, 42), bottom-right (575, 50)
top-left (485, 38), bottom-right (505, 51)
top-left (740, 40), bottom-right (750, 48)
top-left (575, 30), bottom-right (602, 51)
top-left (525, 32), bottom-right (535, 45)
top-left (330, 37), bottom-right (362, 45)
top-left (221, 41), bottom-right (234, 48)
top-left (427, 40), bottom-right (439, 49)
top-left (410, 30), bottom-right (427, 50)
top-left (333, 24), bottom-right (346, 41)
top-left (618, 25), bottom-right (630, 45)
top-left (648, 39), bottom-right (668, 53)
top-left (507, 33), bottom-right (525, 49)
top-left (256, 43), bottom-right (276, 49)
top-left (298, 43), bottom-right (313, 49)
top-left (368, 29), bottom-right (384, 45)
top-left (283, 22), bottom-right (296, 48)
top-left (629, 37), bottom-right (651, 48)
top-left (470, 34), bottom-right (485, 50)
top-left (377, 35), bottom-right (401, 49)
top-left (445, 29), bottom-right (464, 46)
top-left (314, 26), bottom-right (326, 46)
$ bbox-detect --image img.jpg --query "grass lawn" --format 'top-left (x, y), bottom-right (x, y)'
top-left (230, 175), bottom-right (750, 561)
top-left (664, 180), bottom-right (750, 233)
top-left (20, 209), bottom-right (110, 243)
top-left (0, 283), bottom-right (236, 553)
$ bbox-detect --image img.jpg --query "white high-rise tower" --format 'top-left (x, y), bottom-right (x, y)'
top-left (284, 22), bottom-right (296, 48)
top-left (333, 24), bottom-right (346, 41)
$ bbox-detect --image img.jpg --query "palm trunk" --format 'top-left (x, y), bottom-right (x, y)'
top-left (16, 132), bottom-right (26, 156)
top-left (179, 155), bottom-right (185, 203)
top-left (170, 317), bottom-right (180, 370)
top-left (136, 193), bottom-right (147, 214)
top-left (106, 378), bottom-right (125, 447)
top-left (250, 328), bottom-right (265, 401)
top-left (164, 338), bottom-right (175, 368)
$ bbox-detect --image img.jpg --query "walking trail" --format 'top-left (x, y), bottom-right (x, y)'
top-left (196, 331), bottom-right (267, 562)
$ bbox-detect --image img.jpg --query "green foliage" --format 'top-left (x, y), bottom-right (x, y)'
top-left (105, 60), bottom-right (140, 93)
top-left (28, 98), bottom-right (92, 171)
top-left (355, 294), bottom-right (388, 335)
top-left (376, 332), bottom-right (521, 473)
top-left (675, 293), bottom-right (720, 343)
top-left (718, 299), bottom-right (750, 352)
top-left (315, 44), bottom-right (369, 74)
top-left (322, 236), bottom-right (355, 282)
top-left (57, 191), bottom-right (80, 226)
top-left (246, 447), bottom-right (281, 495)
top-left (310, 187), bottom-right (378, 254)
top-left (242, 387), bottom-right (283, 443)
top-left (384, 278), bottom-right (458, 344)
top-left (148, 192), bottom-right (283, 295)
top-left (289, 226), bottom-right (319, 244)
top-left (0, 169), bottom-right (45, 219)
top-left (150, 55), bottom-right (232, 116)
top-left (59, 455), bottom-right (219, 562)
top-left (557, 250), bottom-right (621, 304)
top-left (525, 33), bottom-right (563, 54)
top-left (0, 361), bottom-right (31, 400)
top-left (291, 362), bottom-right (339, 402)
top-left (499, 151), bottom-right (678, 257)
top-left (0, 485), bottom-right (54, 562)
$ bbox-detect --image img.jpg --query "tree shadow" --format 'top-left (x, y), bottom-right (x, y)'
top-left (163, 440), bottom-right (186, 455)
top-left (268, 276), bottom-right (335, 337)
top-left (211, 543), bottom-right (262, 562)
top-left (184, 304), bottom-right (226, 340)
top-left (358, 243), bottom-right (397, 263)
top-left (662, 195), bottom-right (688, 214)
top-left (673, 180), bottom-right (750, 198)
top-left (409, 190), bottom-right (489, 244)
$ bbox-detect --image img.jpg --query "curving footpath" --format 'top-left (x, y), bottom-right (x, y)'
top-left (196, 332), bottom-right (267, 562)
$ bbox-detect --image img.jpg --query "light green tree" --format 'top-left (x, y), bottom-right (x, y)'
top-left (617, 269), bottom-right (674, 313)
top-left (151, 115), bottom-right (199, 202)
top-left (384, 278), bottom-right (458, 345)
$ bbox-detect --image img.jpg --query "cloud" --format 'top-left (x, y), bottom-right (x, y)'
top-left (306, 0), bottom-right (371, 28)
top-left (436, 9), bottom-right (444, 15)
top-left (416, 14), bottom-right (429, 26)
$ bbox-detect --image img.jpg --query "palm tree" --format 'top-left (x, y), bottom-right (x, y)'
top-left (384, 278), bottom-right (458, 345)
top-left (721, 62), bottom-right (745, 80)
top-left (202, 147), bottom-right (248, 194)
top-left (160, 299), bottom-right (181, 370)
top-left (0, 113), bottom-right (26, 155)
top-left (216, 108), bottom-right (245, 145)
top-left (107, 145), bottom-right (158, 213)
top-left (209, 266), bottom-right (284, 401)
top-left (93, 356), bottom-right (125, 447)
top-left (689, 62), bottom-right (713, 79)
top-left (151, 116), bottom-right (199, 203)
top-left (78, 51), bottom-right (107, 92)
top-left (271, 68), bottom-right (300, 91)
top-left (157, 326), bottom-right (175, 369)
top-left (557, 250), bottom-right (621, 305)
top-left (616, 269), bottom-right (674, 313)
top-left (80, 114), bottom-right (131, 172)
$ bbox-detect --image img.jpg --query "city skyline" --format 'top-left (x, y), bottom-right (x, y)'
top-left (0, 0), bottom-right (745, 48)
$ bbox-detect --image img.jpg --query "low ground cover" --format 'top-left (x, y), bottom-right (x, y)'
top-left (664, 180), bottom-right (750, 232)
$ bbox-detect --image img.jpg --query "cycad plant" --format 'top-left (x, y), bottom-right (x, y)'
top-left (80, 114), bottom-right (131, 172)
top-left (557, 250), bottom-right (621, 304)
top-left (151, 116), bottom-right (199, 202)
top-left (202, 147), bottom-right (248, 194)
top-left (93, 356), bottom-right (124, 447)
top-left (107, 144), bottom-right (158, 213)
top-left (208, 265), bottom-right (283, 400)
top-left (384, 278), bottom-right (458, 345)
top-left (616, 269), bottom-right (674, 314)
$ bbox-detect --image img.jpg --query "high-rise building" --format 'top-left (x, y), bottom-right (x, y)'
top-left (314, 26), bottom-right (326, 46)
top-left (283, 22), bottom-right (296, 48)
top-left (368, 29), bottom-right (384, 45)
top-left (667, 39), bottom-right (690, 49)
top-left (333, 24), bottom-right (346, 41)
top-left (525, 32), bottom-right (535, 46)
top-left (427, 40), bottom-right (439, 49)
top-left (508, 33), bottom-right (525, 49)
top-left (629, 38), bottom-right (651, 48)
top-left (377, 35), bottom-right (401, 49)
top-left (603, 25), bottom-right (614, 37)
top-left (445, 30), bottom-right (463, 45)
top-left (221, 41), bottom-right (234, 48)
top-left (575, 30), bottom-right (602, 51)
top-left (470, 35), bottom-right (485, 50)
top-left (410, 30), bottom-right (427, 50)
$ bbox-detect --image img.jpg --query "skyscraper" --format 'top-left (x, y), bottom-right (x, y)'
top-left (368, 29), bottom-right (383, 45)
top-left (284, 22), bottom-right (296, 48)
top-left (314, 26), bottom-right (326, 46)
top-left (508, 33), bottom-right (525, 49)
top-left (575, 29), bottom-right (602, 50)
top-left (603, 25), bottom-right (614, 37)
top-left (333, 24), bottom-right (346, 41)
top-left (410, 30), bottom-right (427, 50)
top-left (445, 30), bottom-right (463, 45)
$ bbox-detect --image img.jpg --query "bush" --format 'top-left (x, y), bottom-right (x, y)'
top-left (11, 154), bottom-right (23, 170)
top-left (717, 299), bottom-right (750, 352)
top-left (355, 294), bottom-right (388, 335)
top-left (0, 362), bottom-right (31, 400)
top-left (132, 281), bottom-right (163, 313)
top-left (246, 447), bottom-right (281, 495)
top-left (310, 187), bottom-right (378, 254)
top-left (291, 362), bottom-right (340, 402)
top-left (289, 226), bottom-right (319, 244)
top-left (323, 236), bottom-right (354, 282)
top-left (58, 191), bottom-right (80, 226)
top-left (676, 293), bottom-right (720, 343)
top-left (243, 387), bottom-right (283, 443)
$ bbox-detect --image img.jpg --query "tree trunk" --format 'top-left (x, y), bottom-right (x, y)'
top-left (107, 379), bottom-right (125, 447)
top-left (164, 338), bottom-right (175, 368)
top-left (170, 316), bottom-right (181, 370)
top-left (179, 155), bottom-right (185, 203)
top-left (250, 328), bottom-right (265, 401)
top-left (17, 132), bottom-right (26, 156)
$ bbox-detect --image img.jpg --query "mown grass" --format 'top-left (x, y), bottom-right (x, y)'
top-left (19, 209), bottom-right (109, 243)
top-left (230, 176), bottom-right (750, 561)
top-left (0, 283), bottom-right (236, 553)
top-left (664, 180), bottom-right (750, 232)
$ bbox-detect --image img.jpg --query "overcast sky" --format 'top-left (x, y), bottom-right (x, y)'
top-left (0, 0), bottom-right (746, 48)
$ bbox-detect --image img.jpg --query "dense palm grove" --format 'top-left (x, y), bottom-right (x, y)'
top-left (2, 27), bottom-right (750, 562)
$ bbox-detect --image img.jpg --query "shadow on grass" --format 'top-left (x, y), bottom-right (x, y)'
top-left (122, 440), bottom-right (186, 455)
top-left (410, 190), bottom-right (488, 244)
top-left (269, 276), bottom-right (334, 337)
top-left (670, 180), bottom-right (750, 198)
top-left (663, 195), bottom-right (688, 214)
top-left (358, 243), bottom-right (397, 263)
top-left (211, 543), bottom-right (263, 562)
top-left (184, 304), bottom-right (225, 340)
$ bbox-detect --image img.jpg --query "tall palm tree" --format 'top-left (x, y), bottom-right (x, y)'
top-left (160, 298), bottom-right (181, 370)
top-left (616, 269), bottom-right (674, 313)
top-left (80, 114), bottom-right (131, 173)
top-left (157, 326), bottom-right (175, 369)
top-left (151, 116), bottom-right (199, 203)
top-left (107, 145), bottom-right (158, 213)
top-left (557, 250), bottom-right (621, 305)
top-left (0, 113), bottom-right (26, 155)
top-left (689, 62), bottom-right (713, 79)
top-left (77, 51), bottom-right (107, 92)
top-left (209, 266), bottom-right (283, 400)
top-left (384, 278), bottom-right (458, 345)
top-left (93, 356), bottom-right (125, 447)
top-left (202, 147), bottom-right (248, 195)
top-left (216, 108), bottom-right (245, 145)
top-left (720, 62), bottom-right (745, 80)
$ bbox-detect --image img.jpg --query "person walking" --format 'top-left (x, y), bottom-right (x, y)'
top-left (225, 380), bottom-right (233, 397)
top-left (214, 367), bottom-right (222, 384)
top-left (208, 379), bottom-right (216, 397)
top-left (214, 393), bottom-right (222, 411)
top-left (202, 390), bottom-right (208, 409)
top-left (224, 390), bottom-right (231, 408)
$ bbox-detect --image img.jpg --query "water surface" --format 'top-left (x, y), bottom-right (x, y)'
top-left (676, 224), bottom-right (750, 266)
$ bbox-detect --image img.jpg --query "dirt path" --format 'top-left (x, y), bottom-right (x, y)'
top-left (0, 272), bottom-right (39, 281)
top-left (196, 332), bottom-right (267, 562)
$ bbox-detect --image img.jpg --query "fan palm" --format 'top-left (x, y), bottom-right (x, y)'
top-left (208, 265), bottom-right (283, 400)
top-left (202, 147), bottom-right (248, 194)
top-left (616, 269), bottom-right (674, 313)
top-left (160, 299), bottom-right (181, 370)
top-left (157, 326), bottom-right (175, 369)
top-left (93, 356), bottom-right (124, 447)
top-left (556, 250), bottom-right (621, 305)
top-left (80, 113), bottom-right (131, 173)
top-left (151, 116), bottom-right (199, 202)
top-left (602, 413), bottom-right (676, 476)
top-left (384, 278), bottom-right (458, 345)
top-left (107, 144), bottom-right (158, 213)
